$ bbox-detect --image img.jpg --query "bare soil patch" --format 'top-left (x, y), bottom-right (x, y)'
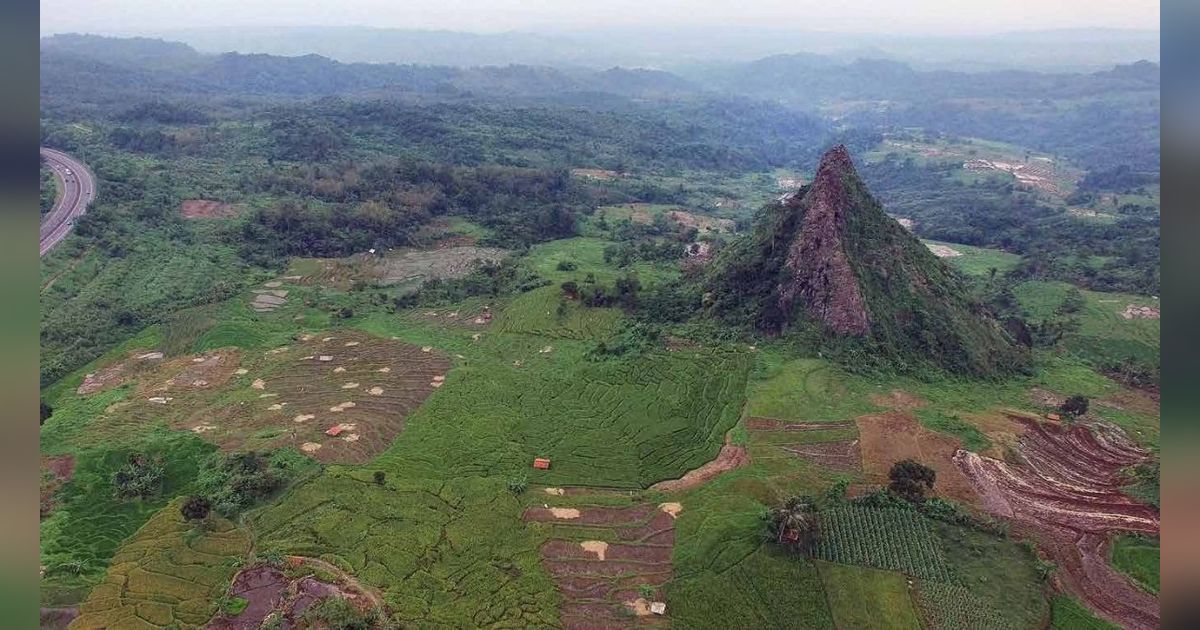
top-left (855, 411), bottom-right (977, 503)
top-left (962, 159), bottom-right (1063, 196)
top-left (524, 502), bottom-right (673, 629)
top-left (293, 247), bottom-right (508, 291)
top-left (1029, 388), bottom-right (1066, 409)
top-left (571, 168), bottom-right (623, 181)
top-left (780, 440), bottom-right (861, 473)
top-left (181, 199), bottom-right (238, 219)
top-left (666, 210), bottom-right (734, 234)
top-left (954, 417), bottom-right (1158, 629)
top-left (870, 389), bottom-right (927, 411)
top-left (745, 417), bottom-right (855, 432)
top-left (40, 608), bottom-right (78, 630)
top-left (76, 350), bottom-right (165, 395)
top-left (147, 349), bottom-right (241, 394)
top-left (40, 455), bottom-right (75, 518)
top-left (208, 560), bottom-right (379, 629)
top-left (649, 444), bottom-right (748, 492)
top-left (925, 243), bottom-right (963, 258)
top-left (1121, 304), bottom-right (1159, 320)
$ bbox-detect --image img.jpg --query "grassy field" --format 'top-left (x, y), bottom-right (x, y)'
top-left (1014, 280), bottom-right (1159, 368)
top-left (931, 520), bottom-right (1049, 629)
top-left (40, 429), bottom-right (216, 605)
top-left (523, 236), bottom-right (681, 288)
top-left (365, 328), bottom-right (752, 488)
top-left (1110, 535), bottom-right (1159, 594)
top-left (68, 498), bottom-right (249, 629)
top-left (745, 354), bottom-right (879, 423)
top-left (1051, 596), bottom-right (1122, 630)
top-left (817, 561), bottom-right (922, 630)
top-left (922, 240), bottom-right (1023, 277)
top-left (669, 547), bottom-right (834, 629)
top-left (492, 285), bottom-right (624, 339)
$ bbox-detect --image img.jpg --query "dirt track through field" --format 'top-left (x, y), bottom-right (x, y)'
top-left (954, 417), bottom-right (1158, 629)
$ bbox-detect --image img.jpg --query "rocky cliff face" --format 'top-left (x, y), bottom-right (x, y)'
top-left (777, 145), bottom-right (870, 335)
top-left (707, 145), bottom-right (1028, 376)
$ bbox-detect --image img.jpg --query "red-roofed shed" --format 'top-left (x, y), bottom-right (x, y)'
top-left (325, 425), bottom-right (344, 436)
top-left (532, 458), bottom-right (551, 469)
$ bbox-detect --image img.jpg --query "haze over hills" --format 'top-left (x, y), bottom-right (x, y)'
top-left (40, 33), bottom-right (1160, 173)
top-left (37, 10), bottom-right (1161, 630)
top-left (114, 25), bottom-right (1159, 73)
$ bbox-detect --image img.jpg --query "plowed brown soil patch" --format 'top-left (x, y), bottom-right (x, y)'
top-left (649, 444), bottom-right (748, 492)
top-left (40, 455), bottom-right (75, 517)
top-left (955, 418), bottom-right (1158, 629)
top-left (870, 389), bottom-right (927, 411)
top-left (76, 350), bottom-right (165, 395)
top-left (181, 199), bottom-right (238, 219)
top-left (178, 332), bottom-right (450, 464)
top-left (856, 411), bottom-right (976, 503)
top-left (524, 503), bottom-right (673, 629)
top-left (571, 168), bottom-right (621, 180)
top-left (781, 440), bottom-right (860, 472)
top-left (745, 417), bottom-right (854, 432)
top-left (149, 350), bottom-right (241, 392)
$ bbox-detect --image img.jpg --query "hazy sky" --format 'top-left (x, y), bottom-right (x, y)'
top-left (40, 0), bottom-right (1160, 36)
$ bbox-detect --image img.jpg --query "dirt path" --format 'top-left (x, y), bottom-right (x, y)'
top-left (286, 556), bottom-right (385, 610)
top-left (649, 432), bottom-right (749, 493)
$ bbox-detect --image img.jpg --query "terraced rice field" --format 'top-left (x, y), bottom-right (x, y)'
top-left (370, 342), bottom-right (752, 489)
top-left (68, 498), bottom-right (249, 629)
top-left (39, 431), bottom-right (215, 606)
top-left (250, 470), bottom-right (558, 627)
top-left (524, 501), bottom-right (678, 629)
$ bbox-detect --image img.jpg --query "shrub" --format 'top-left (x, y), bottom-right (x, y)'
top-left (1060, 395), bottom-right (1089, 418)
top-left (181, 495), bottom-right (212, 521)
top-left (506, 475), bottom-right (528, 495)
top-left (301, 597), bottom-right (379, 630)
top-left (556, 260), bottom-right (578, 271)
top-left (888, 459), bottom-right (936, 503)
top-left (373, 470), bottom-right (386, 485)
top-left (112, 454), bottom-right (167, 500)
top-left (196, 450), bottom-right (292, 516)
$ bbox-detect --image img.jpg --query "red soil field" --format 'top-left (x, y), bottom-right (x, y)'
top-left (181, 199), bottom-right (238, 219)
top-left (955, 417), bottom-right (1158, 630)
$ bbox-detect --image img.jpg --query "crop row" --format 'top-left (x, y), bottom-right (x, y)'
top-left (916, 582), bottom-right (1008, 630)
top-left (816, 505), bottom-right (951, 582)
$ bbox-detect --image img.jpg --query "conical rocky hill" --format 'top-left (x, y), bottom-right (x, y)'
top-left (707, 145), bottom-right (1027, 376)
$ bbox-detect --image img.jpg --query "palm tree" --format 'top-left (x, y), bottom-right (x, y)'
top-left (767, 496), bottom-right (819, 553)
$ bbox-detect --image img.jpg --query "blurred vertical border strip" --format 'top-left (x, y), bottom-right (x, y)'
top-left (0, 0), bottom-right (40, 625)
top-left (1161, 0), bottom-right (1200, 626)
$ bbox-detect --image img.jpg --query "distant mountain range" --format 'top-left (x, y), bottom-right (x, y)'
top-left (40, 33), bottom-right (1159, 105)
top-left (105, 25), bottom-right (1159, 73)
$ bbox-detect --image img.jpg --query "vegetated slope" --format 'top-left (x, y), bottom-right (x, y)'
top-left (708, 145), bottom-right (1027, 376)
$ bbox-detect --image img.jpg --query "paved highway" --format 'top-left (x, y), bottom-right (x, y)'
top-left (40, 148), bottom-right (95, 257)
